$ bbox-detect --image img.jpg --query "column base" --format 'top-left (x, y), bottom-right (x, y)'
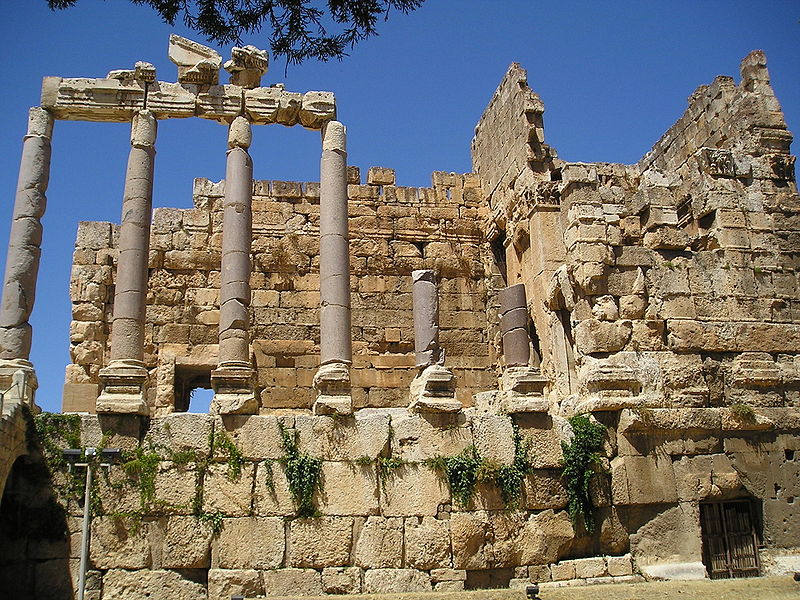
top-left (500, 366), bottom-right (549, 395)
top-left (0, 359), bottom-right (38, 409)
top-left (211, 364), bottom-right (257, 415)
top-left (409, 364), bottom-right (461, 413)
top-left (97, 360), bottom-right (148, 415)
top-left (313, 362), bottom-right (352, 416)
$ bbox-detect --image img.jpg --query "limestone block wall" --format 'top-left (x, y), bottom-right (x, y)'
top-left (64, 168), bottom-right (497, 415)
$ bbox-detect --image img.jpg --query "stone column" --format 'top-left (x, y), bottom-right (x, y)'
top-left (497, 283), bottom-right (547, 404)
top-left (0, 107), bottom-right (54, 402)
top-left (409, 269), bottom-right (459, 413)
top-left (498, 283), bottom-right (530, 367)
top-left (313, 120), bottom-right (353, 415)
top-left (97, 110), bottom-right (156, 415)
top-left (211, 116), bottom-right (257, 415)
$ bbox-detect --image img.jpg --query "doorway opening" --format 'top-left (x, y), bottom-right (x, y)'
top-left (700, 499), bottom-right (761, 579)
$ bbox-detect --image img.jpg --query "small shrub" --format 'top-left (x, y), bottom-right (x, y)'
top-left (278, 424), bottom-right (323, 517)
top-left (729, 402), bottom-right (756, 421)
top-left (561, 415), bottom-right (606, 535)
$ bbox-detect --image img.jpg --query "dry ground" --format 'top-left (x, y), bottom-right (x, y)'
top-left (264, 576), bottom-right (799, 600)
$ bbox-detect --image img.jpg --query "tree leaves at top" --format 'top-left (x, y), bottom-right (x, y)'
top-left (47, 0), bottom-right (426, 65)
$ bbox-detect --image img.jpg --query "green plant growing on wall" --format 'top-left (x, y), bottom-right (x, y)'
top-left (729, 402), bottom-right (756, 421)
top-left (487, 424), bottom-right (534, 508)
top-left (121, 445), bottom-right (161, 511)
top-left (425, 446), bottom-right (482, 508)
top-left (376, 456), bottom-right (406, 492)
top-left (212, 431), bottom-right (245, 481)
top-left (561, 414), bottom-right (606, 535)
top-left (278, 424), bottom-right (323, 517)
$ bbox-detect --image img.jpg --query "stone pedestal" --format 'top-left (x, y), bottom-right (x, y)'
top-left (409, 270), bottom-right (459, 413)
top-left (0, 359), bottom-right (38, 409)
top-left (314, 121), bottom-right (353, 415)
top-left (211, 116), bottom-right (257, 415)
top-left (98, 110), bottom-right (156, 415)
top-left (0, 108), bottom-right (53, 367)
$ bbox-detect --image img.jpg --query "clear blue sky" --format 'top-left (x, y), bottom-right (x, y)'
top-left (0, 1), bottom-right (797, 414)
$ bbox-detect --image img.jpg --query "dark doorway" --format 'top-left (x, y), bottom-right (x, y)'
top-left (700, 500), bottom-right (760, 579)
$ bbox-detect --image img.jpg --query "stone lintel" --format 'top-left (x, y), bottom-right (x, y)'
top-left (210, 364), bottom-right (257, 415)
top-left (42, 76), bottom-right (336, 128)
top-left (97, 360), bottom-right (148, 415)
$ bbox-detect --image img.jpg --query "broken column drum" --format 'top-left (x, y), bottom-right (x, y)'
top-left (96, 110), bottom-right (156, 415)
top-left (318, 120), bottom-right (353, 366)
top-left (412, 269), bottom-right (442, 367)
top-left (210, 116), bottom-right (257, 415)
top-left (0, 107), bottom-right (54, 364)
top-left (498, 283), bottom-right (531, 366)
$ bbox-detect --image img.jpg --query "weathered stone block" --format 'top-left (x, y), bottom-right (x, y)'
top-left (214, 414), bottom-right (284, 460)
top-left (208, 569), bottom-right (264, 600)
top-left (379, 463), bottom-right (450, 516)
top-left (89, 516), bottom-right (150, 569)
top-left (202, 463), bottom-right (256, 515)
top-left (404, 516), bottom-right (452, 570)
top-left (389, 411), bottom-right (472, 462)
top-left (354, 516), bottom-right (403, 568)
top-left (289, 516), bottom-right (353, 568)
top-left (611, 455), bottom-right (678, 505)
top-left (297, 412), bottom-right (390, 460)
top-left (262, 568), bottom-right (323, 596)
top-left (102, 569), bottom-right (206, 600)
top-left (363, 568), bottom-right (431, 593)
top-left (162, 515), bottom-right (212, 568)
top-left (471, 413), bottom-right (515, 464)
top-left (322, 566), bottom-right (363, 594)
top-left (215, 517), bottom-right (284, 569)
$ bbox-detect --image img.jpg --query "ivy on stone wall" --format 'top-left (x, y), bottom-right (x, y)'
top-left (561, 414), bottom-right (605, 534)
top-left (278, 423), bottom-right (323, 517)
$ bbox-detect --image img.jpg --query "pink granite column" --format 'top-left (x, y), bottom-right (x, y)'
top-left (97, 110), bottom-right (156, 415)
top-left (498, 283), bottom-right (531, 366)
top-left (313, 120), bottom-right (353, 414)
top-left (211, 116), bottom-right (257, 414)
top-left (0, 107), bottom-right (54, 401)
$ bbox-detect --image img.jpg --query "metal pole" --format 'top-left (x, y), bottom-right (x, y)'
top-left (78, 461), bottom-right (92, 600)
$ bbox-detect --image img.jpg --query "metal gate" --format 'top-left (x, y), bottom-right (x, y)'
top-left (700, 500), bottom-right (760, 579)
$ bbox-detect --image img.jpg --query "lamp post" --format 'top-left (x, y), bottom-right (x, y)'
top-left (63, 447), bottom-right (121, 600)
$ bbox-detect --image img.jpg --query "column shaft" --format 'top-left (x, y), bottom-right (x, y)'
top-left (498, 283), bottom-right (531, 367)
top-left (108, 110), bottom-right (156, 365)
top-left (0, 108), bottom-right (54, 361)
top-left (412, 269), bottom-right (441, 367)
top-left (218, 139), bottom-right (253, 367)
top-left (319, 121), bottom-right (352, 365)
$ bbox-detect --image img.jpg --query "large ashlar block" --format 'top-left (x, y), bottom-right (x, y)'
top-left (196, 84), bottom-right (244, 121)
top-left (404, 516), bottom-right (452, 570)
top-left (141, 81), bottom-right (197, 119)
top-left (322, 566), bottom-right (363, 594)
top-left (253, 461), bottom-right (295, 516)
top-left (296, 412), bottom-right (390, 460)
top-left (42, 77), bottom-right (145, 121)
top-left (672, 454), bottom-right (741, 502)
top-left (89, 516), bottom-right (150, 569)
top-left (214, 414), bottom-right (284, 460)
top-left (471, 413), bottom-right (515, 464)
top-left (380, 463), bottom-right (451, 517)
top-left (146, 413), bottom-right (213, 457)
top-left (289, 516), bottom-right (353, 568)
top-left (208, 569), bottom-right (264, 600)
top-left (316, 461), bottom-right (379, 515)
top-left (214, 517), bottom-right (284, 569)
top-left (153, 461), bottom-right (199, 513)
top-left (354, 516), bottom-right (404, 568)
top-left (161, 516), bottom-right (213, 568)
top-left (202, 463), bottom-right (256, 515)
top-left (363, 569), bottom-right (432, 594)
top-left (389, 411), bottom-right (472, 462)
top-left (262, 568), bottom-right (323, 597)
top-left (102, 569), bottom-right (206, 600)
top-left (300, 91), bottom-right (336, 129)
top-left (611, 455), bottom-right (678, 505)
top-left (629, 502), bottom-right (703, 567)
top-left (667, 320), bottom-right (800, 353)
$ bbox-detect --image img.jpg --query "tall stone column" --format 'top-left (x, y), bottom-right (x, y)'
top-left (313, 120), bottom-right (353, 415)
top-left (497, 283), bottom-right (547, 404)
top-left (0, 107), bottom-right (54, 403)
top-left (409, 269), bottom-right (459, 413)
top-left (211, 116), bottom-right (257, 415)
top-left (97, 110), bottom-right (157, 415)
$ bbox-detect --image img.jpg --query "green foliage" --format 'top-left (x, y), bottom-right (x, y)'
top-left (212, 431), bottom-right (244, 481)
top-left (278, 424), bottom-right (323, 517)
top-left (730, 402), bottom-right (756, 420)
top-left (48, 0), bottom-right (426, 65)
top-left (121, 445), bottom-right (161, 511)
top-left (561, 415), bottom-right (606, 535)
top-left (33, 412), bottom-right (81, 469)
top-left (485, 424), bottom-right (533, 508)
top-left (425, 446), bottom-right (482, 508)
top-left (354, 455), bottom-right (373, 467)
top-left (197, 510), bottom-right (225, 535)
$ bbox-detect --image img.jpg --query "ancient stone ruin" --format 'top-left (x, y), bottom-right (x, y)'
top-left (0, 36), bottom-right (798, 599)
